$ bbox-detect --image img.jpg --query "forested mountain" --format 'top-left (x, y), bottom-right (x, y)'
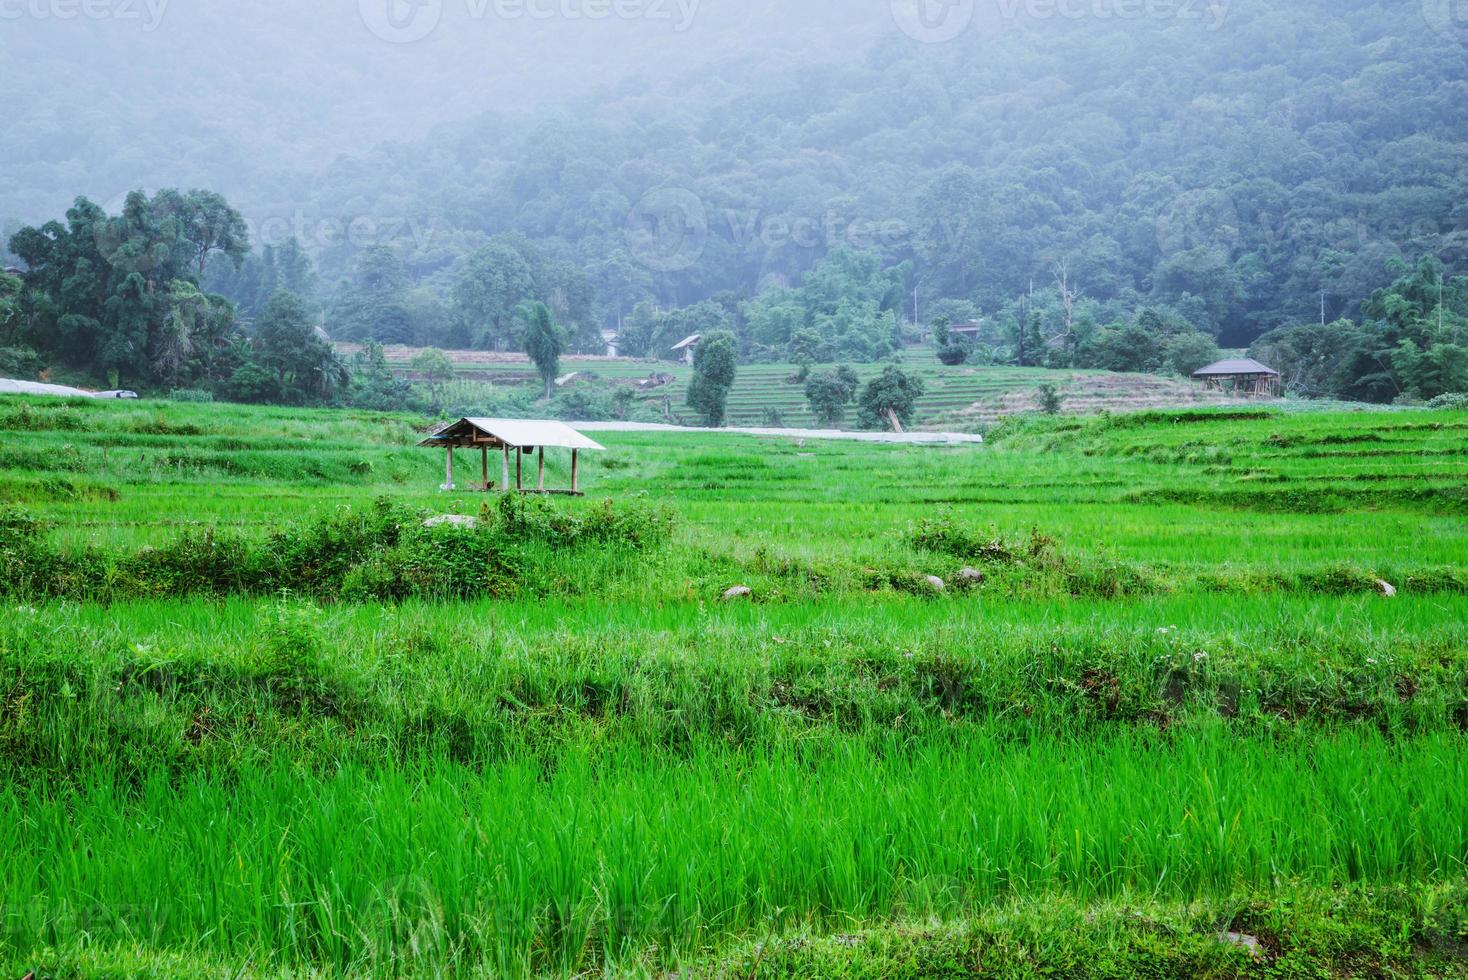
top-left (177, 0), bottom-right (1468, 349)
top-left (5, 0), bottom-right (1466, 403)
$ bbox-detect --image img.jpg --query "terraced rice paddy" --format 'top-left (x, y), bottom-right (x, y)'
top-left (364, 343), bottom-right (1222, 428)
top-left (0, 394), bottom-right (1465, 977)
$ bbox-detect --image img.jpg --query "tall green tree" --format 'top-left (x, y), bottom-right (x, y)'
top-left (521, 301), bottom-right (565, 400)
top-left (857, 365), bottom-right (926, 432)
top-left (804, 365), bottom-right (860, 427)
top-left (686, 330), bottom-right (738, 427)
top-left (250, 290), bottom-right (346, 404)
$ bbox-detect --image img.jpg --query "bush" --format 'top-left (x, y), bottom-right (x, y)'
top-left (936, 344), bottom-right (969, 366)
top-left (1426, 392), bottom-right (1468, 410)
top-left (0, 346), bottom-right (43, 379)
top-left (0, 496), bottom-right (676, 604)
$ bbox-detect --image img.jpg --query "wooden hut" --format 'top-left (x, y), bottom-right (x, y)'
top-left (418, 418), bottom-right (605, 495)
top-left (670, 334), bottom-right (701, 365)
top-left (1191, 358), bottom-right (1281, 397)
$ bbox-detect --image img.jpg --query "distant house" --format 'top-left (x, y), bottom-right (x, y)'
top-left (601, 329), bottom-right (621, 358)
top-left (2, 266), bottom-right (23, 277)
top-left (670, 334), bottom-right (701, 365)
top-left (1192, 358), bottom-right (1281, 397)
top-left (948, 321), bottom-right (985, 340)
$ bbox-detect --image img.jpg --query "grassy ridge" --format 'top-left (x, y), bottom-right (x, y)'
top-left (4, 598), bottom-right (1467, 779)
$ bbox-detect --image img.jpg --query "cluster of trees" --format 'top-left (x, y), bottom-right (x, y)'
top-left (7, 191), bottom-right (252, 391)
top-left (4, 191), bottom-right (588, 411)
top-left (1252, 258), bottom-right (1467, 403)
top-left (930, 300), bottom-right (1223, 380)
top-left (614, 248), bottom-right (911, 365)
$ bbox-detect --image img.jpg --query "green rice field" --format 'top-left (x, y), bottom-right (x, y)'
top-left (1, 394), bottom-right (1465, 976)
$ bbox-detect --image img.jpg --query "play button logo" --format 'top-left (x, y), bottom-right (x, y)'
top-left (360, 0), bottom-right (443, 43)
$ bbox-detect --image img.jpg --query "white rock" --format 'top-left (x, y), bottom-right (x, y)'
top-left (423, 515), bottom-right (478, 529)
top-left (1217, 932), bottom-right (1263, 958)
top-left (925, 575), bottom-right (946, 592)
top-left (958, 567), bottom-right (984, 585)
top-left (1375, 579), bottom-right (1397, 598)
top-left (722, 586), bottom-right (753, 601)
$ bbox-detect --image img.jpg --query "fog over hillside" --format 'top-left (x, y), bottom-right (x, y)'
top-left (1, 0), bottom-right (896, 220)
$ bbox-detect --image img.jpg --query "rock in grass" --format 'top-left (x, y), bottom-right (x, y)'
top-left (722, 586), bottom-right (753, 601)
top-left (958, 567), bottom-right (985, 585)
top-left (1375, 579), bottom-right (1397, 598)
top-left (925, 575), bottom-right (946, 592)
top-left (424, 515), bottom-right (478, 530)
top-left (1217, 932), bottom-right (1264, 958)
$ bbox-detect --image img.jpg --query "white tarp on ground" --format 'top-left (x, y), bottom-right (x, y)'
top-left (574, 420), bottom-right (984, 445)
top-left (0, 379), bottom-right (137, 398)
top-left (0, 379), bottom-right (94, 397)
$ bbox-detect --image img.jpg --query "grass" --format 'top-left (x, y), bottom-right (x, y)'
top-left (0, 393), bottom-right (1465, 976)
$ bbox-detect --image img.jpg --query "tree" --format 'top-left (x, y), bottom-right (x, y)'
top-left (411, 347), bottom-right (456, 405)
top-left (1250, 319), bottom-right (1368, 398)
top-left (522, 301), bottom-right (565, 400)
top-left (329, 246), bottom-right (414, 344)
top-left (159, 189), bottom-right (250, 281)
top-left (686, 330), bottom-right (737, 426)
top-left (804, 365), bottom-right (860, 427)
top-left (253, 290), bottom-right (346, 403)
top-left (857, 365), bottom-right (926, 432)
top-left (0, 270), bottom-right (23, 346)
top-left (346, 340), bottom-right (412, 410)
top-left (1163, 331), bottom-right (1222, 378)
top-left (453, 238), bottom-right (536, 351)
top-left (1035, 383), bottom-right (1063, 415)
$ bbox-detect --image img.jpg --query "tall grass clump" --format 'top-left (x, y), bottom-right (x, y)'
top-left (0, 495), bottom-right (674, 603)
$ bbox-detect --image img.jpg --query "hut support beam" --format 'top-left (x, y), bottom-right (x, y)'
top-left (571, 450), bottom-right (579, 493)
top-left (501, 446), bottom-right (510, 493)
top-left (481, 447), bottom-right (489, 491)
top-left (442, 448), bottom-right (454, 491)
top-left (516, 448), bottom-right (523, 490)
top-left (538, 448), bottom-right (545, 490)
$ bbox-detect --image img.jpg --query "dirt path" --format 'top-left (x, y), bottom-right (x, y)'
top-left (573, 420), bottom-right (984, 445)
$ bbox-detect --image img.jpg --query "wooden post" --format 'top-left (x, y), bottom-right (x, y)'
top-left (501, 445), bottom-right (510, 493)
top-left (516, 448), bottom-right (523, 491)
top-left (481, 446), bottom-right (489, 491)
top-left (537, 447), bottom-right (545, 491)
top-left (443, 447), bottom-right (454, 491)
top-left (571, 449), bottom-right (580, 493)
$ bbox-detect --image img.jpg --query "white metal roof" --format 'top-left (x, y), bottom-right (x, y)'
top-left (670, 334), bottom-right (702, 351)
top-left (1192, 358), bottom-right (1280, 377)
top-left (420, 418), bottom-right (606, 451)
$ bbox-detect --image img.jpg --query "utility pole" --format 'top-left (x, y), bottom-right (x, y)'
top-left (1321, 289), bottom-right (1326, 327)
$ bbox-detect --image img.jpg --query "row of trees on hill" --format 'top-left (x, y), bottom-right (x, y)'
top-left (5, 190), bottom-right (1465, 413)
